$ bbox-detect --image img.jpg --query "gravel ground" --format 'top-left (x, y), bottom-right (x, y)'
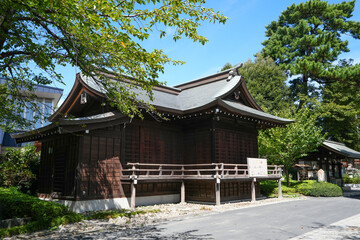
top-left (5, 197), bottom-right (306, 240)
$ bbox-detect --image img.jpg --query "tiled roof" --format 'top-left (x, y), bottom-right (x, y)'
top-left (80, 72), bottom-right (293, 124)
top-left (219, 100), bottom-right (293, 124)
top-left (323, 140), bottom-right (360, 159)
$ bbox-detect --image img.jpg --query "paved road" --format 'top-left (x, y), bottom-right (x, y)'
top-left (156, 196), bottom-right (360, 239)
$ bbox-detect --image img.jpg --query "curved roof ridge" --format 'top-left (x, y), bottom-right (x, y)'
top-left (174, 70), bottom-right (230, 90)
top-left (324, 140), bottom-right (346, 146)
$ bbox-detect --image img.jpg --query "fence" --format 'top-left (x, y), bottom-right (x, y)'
top-left (121, 162), bottom-right (282, 181)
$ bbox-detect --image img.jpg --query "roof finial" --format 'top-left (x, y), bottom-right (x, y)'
top-left (227, 70), bottom-right (237, 81)
top-left (227, 63), bottom-right (243, 81)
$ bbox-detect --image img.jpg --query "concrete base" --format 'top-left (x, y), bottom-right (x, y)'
top-left (60, 198), bottom-right (131, 213)
top-left (43, 194), bottom-right (181, 213)
top-left (344, 184), bottom-right (360, 190)
top-left (136, 194), bottom-right (180, 206)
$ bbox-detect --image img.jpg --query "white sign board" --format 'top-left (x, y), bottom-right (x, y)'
top-left (247, 158), bottom-right (268, 177)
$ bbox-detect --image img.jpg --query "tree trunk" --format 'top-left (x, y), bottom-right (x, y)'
top-left (285, 168), bottom-right (290, 187)
top-left (297, 73), bottom-right (309, 110)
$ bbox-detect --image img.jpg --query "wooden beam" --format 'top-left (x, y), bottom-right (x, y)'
top-left (181, 180), bottom-right (185, 203)
top-left (251, 178), bottom-right (256, 202)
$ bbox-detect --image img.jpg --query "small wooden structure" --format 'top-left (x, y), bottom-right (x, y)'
top-left (13, 68), bottom-right (292, 212)
top-left (296, 140), bottom-right (360, 186)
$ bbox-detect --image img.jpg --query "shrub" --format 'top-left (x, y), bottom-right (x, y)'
top-left (0, 187), bottom-right (81, 237)
top-left (260, 180), bottom-right (343, 197)
top-left (260, 180), bottom-right (277, 197)
top-left (344, 177), bottom-right (360, 184)
top-left (295, 180), bottom-right (343, 197)
top-left (260, 180), bottom-right (300, 197)
top-left (0, 145), bottom-right (40, 195)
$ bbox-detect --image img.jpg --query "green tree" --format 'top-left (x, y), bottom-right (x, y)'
top-left (0, 145), bottom-right (40, 194)
top-left (319, 59), bottom-right (360, 150)
top-left (261, 0), bottom-right (360, 109)
top-left (220, 62), bottom-right (233, 71)
top-left (0, 0), bottom-right (227, 131)
top-left (238, 53), bottom-right (291, 114)
top-left (259, 106), bottom-right (325, 186)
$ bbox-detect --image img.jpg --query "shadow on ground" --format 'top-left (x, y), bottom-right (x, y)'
top-left (29, 225), bottom-right (213, 240)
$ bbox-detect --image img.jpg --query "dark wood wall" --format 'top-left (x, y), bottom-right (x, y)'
top-left (125, 121), bottom-right (182, 164)
top-left (214, 118), bottom-right (258, 164)
top-left (77, 125), bottom-right (124, 200)
top-left (76, 120), bottom-right (184, 200)
top-left (38, 134), bottom-right (79, 198)
top-left (185, 180), bottom-right (260, 202)
top-left (183, 119), bottom-right (212, 164)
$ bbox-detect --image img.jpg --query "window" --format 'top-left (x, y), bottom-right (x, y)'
top-left (43, 99), bottom-right (53, 126)
top-left (22, 98), bottom-right (54, 130)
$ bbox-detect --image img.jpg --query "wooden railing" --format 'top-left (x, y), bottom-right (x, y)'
top-left (121, 163), bottom-right (282, 181)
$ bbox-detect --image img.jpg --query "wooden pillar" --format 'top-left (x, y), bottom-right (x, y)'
top-left (278, 179), bottom-right (283, 199)
top-left (251, 178), bottom-right (256, 202)
top-left (181, 181), bottom-right (185, 203)
top-left (215, 179), bottom-right (221, 205)
top-left (130, 181), bottom-right (136, 208)
top-left (318, 157), bottom-right (323, 170)
top-left (325, 157), bottom-right (330, 182)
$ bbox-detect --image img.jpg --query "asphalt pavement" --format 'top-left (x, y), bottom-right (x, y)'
top-left (156, 196), bottom-right (360, 239)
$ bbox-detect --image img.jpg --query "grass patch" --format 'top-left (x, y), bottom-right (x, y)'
top-left (0, 187), bottom-right (161, 238)
top-left (260, 180), bottom-right (343, 198)
top-left (83, 208), bottom-right (160, 220)
top-left (260, 179), bottom-right (301, 197)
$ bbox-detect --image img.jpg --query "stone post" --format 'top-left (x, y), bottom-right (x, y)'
top-left (251, 178), bottom-right (256, 202)
top-left (278, 179), bottom-right (283, 199)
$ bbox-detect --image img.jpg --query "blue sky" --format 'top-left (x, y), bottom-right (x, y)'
top-left (54, 0), bottom-right (360, 102)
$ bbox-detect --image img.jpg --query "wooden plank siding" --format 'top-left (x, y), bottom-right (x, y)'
top-left (185, 180), bottom-right (260, 202)
top-left (183, 119), bottom-right (212, 164)
top-left (124, 121), bottom-right (183, 197)
top-left (38, 134), bottom-right (79, 198)
top-left (76, 121), bottom-right (185, 200)
top-left (77, 125), bottom-right (125, 200)
top-left (38, 141), bottom-right (53, 194)
top-left (213, 119), bottom-right (258, 164)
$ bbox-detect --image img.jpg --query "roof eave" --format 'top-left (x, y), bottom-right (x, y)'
top-left (322, 144), bottom-right (360, 159)
top-left (218, 100), bottom-right (294, 125)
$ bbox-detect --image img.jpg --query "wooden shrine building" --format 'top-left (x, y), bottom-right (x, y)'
top-left (13, 68), bottom-right (293, 212)
top-left (295, 140), bottom-right (360, 185)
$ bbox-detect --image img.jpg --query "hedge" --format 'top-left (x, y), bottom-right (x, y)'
top-left (295, 180), bottom-right (343, 197)
top-left (260, 180), bottom-right (343, 197)
top-left (343, 177), bottom-right (360, 184)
